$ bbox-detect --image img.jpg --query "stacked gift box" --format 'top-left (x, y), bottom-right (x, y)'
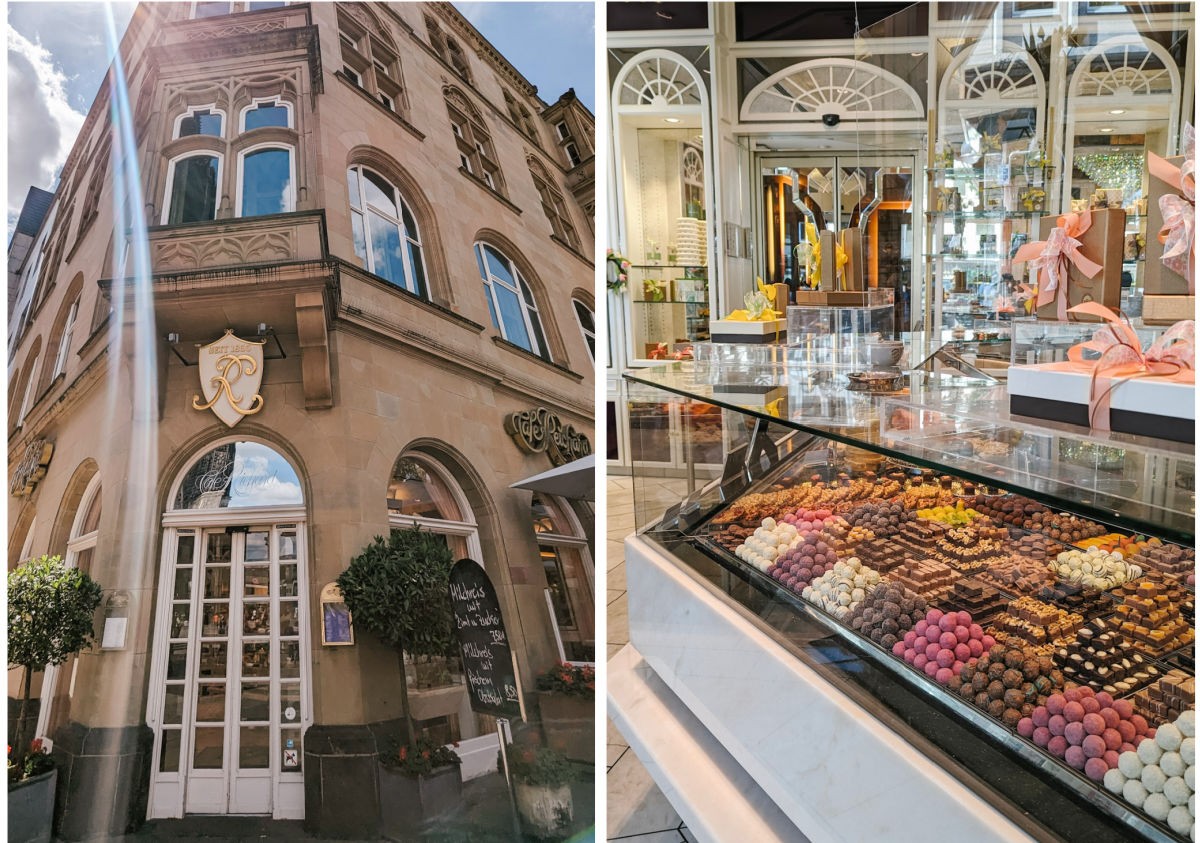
top-left (675, 217), bottom-right (707, 266)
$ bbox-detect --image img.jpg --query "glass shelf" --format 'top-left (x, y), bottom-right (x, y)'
top-left (625, 360), bottom-right (1194, 542)
top-left (929, 212), bottom-right (1042, 221)
top-left (631, 263), bottom-right (709, 271)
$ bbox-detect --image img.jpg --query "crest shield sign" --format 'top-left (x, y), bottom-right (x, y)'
top-left (192, 330), bottom-right (266, 428)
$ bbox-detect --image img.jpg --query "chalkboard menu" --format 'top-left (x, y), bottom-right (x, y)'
top-left (448, 559), bottom-right (521, 719)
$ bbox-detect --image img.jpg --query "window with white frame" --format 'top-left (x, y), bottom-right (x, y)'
top-left (239, 145), bottom-right (293, 217)
top-left (532, 493), bottom-right (594, 664)
top-left (572, 298), bottom-right (595, 363)
top-left (338, 11), bottom-right (406, 115)
top-left (164, 153), bottom-right (221, 225)
top-left (554, 120), bottom-right (571, 142)
top-left (564, 142), bottom-right (582, 167)
top-left (16, 351), bottom-right (41, 427)
top-left (191, 1), bottom-right (287, 17)
top-left (51, 297), bottom-right (79, 380)
top-left (446, 90), bottom-right (503, 193)
top-left (175, 106), bottom-right (224, 139)
top-left (475, 243), bottom-right (549, 359)
top-left (346, 165), bottom-right (427, 297)
top-left (240, 99), bottom-right (290, 132)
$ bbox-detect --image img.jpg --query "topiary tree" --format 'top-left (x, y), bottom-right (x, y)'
top-left (337, 527), bottom-right (456, 745)
top-left (8, 555), bottom-right (103, 754)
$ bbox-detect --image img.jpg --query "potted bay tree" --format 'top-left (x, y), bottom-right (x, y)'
top-left (337, 527), bottom-right (463, 837)
top-left (507, 745), bottom-right (576, 839)
top-left (8, 555), bottom-right (103, 843)
top-left (536, 662), bottom-right (594, 762)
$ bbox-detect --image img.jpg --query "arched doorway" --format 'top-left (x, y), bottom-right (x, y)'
top-left (146, 439), bottom-right (309, 819)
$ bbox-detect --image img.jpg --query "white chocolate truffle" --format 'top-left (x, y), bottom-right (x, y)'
top-left (1181, 737), bottom-right (1195, 766)
top-left (1186, 764), bottom-right (1195, 791)
top-left (1124, 779), bottom-right (1150, 808)
top-left (1145, 792), bottom-right (1172, 822)
top-left (1159, 723), bottom-right (1185, 752)
top-left (1119, 751), bottom-right (1145, 779)
top-left (1140, 739), bottom-right (1165, 765)
top-left (1104, 768), bottom-right (1127, 794)
top-left (1165, 776), bottom-right (1192, 806)
top-left (1143, 764), bottom-right (1167, 794)
top-left (1163, 752), bottom-right (1187, 778)
top-left (1178, 710), bottom-right (1195, 738)
top-left (1168, 805), bottom-right (1193, 836)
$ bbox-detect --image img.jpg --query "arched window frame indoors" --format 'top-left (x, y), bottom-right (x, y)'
top-left (474, 242), bottom-right (550, 360)
top-left (236, 143), bottom-right (295, 218)
top-left (162, 151), bottom-right (223, 225)
top-left (347, 165), bottom-right (428, 297)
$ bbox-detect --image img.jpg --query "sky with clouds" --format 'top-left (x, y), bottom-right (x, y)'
top-left (6, 1), bottom-right (595, 235)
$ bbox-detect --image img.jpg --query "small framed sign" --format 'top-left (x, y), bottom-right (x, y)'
top-left (320, 583), bottom-right (354, 646)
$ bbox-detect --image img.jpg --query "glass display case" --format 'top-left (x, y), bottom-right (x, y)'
top-left (623, 358), bottom-right (1194, 842)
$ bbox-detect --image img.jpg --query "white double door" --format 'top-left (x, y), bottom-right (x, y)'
top-left (149, 522), bottom-right (308, 818)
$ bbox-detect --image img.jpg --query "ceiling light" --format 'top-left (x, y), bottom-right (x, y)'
top-left (664, 117), bottom-right (680, 124)
top-left (1099, 127), bottom-right (1114, 133)
top-left (910, 52), bottom-right (923, 57)
top-left (1109, 109), bottom-right (1126, 115)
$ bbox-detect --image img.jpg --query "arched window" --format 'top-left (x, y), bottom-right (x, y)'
top-left (164, 153), bottom-right (221, 225)
top-left (347, 165), bottom-right (427, 297)
top-left (445, 38), bottom-right (472, 82)
top-left (240, 98), bottom-right (291, 132)
top-left (532, 494), bottom-right (594, 664)
top-left (386, 453), bottom-right (490, 747)
top-left (170, 440), bottom-right (303, 510)
top-left (238, 145), bottom-right (293, 217)
top-left (528, 157), bottom-right (580, 251)
top-left (446, 89), bottom-right (503, 193)
top-left (572, 297), bottom-right (595, 363)
top-left (15, 345), bottom-right (42, 429)
top-left (174, 105), bottom-right (225, 139)
top-left (475, 243), bottom-right (549, 359)
top-left (50, 295), bottom-right (80, 381)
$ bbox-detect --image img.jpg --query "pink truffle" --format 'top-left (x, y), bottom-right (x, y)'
top-left (1103, 750), bottom-right (1120, 769)
top-left (914, 636), bottom-right (929, 652)
top-left (1047, 735), bottom-right (1068, 758)
top-left (924, 661), bottom-right (939, 678)
top-left (1095, 692), bottom-right (1114, 709)
top-left (1064, 722), bottom-right (1086, 746)
top-left (1048, 715), bottom-right (1067, 737)
top-left (936, 649), bottom-right (955, 669)
top-left (1064, 745), bottom-right (1086, 770)
top-left (1083, 713), bottom-right (1106, 736)
top-left (952, 661), bottom-right (965, 676)
top-left (1032, 708), bottom-right (1050, 728)
top-left (1046, 694), bottom-right (1066, 716)
top-left (904, 649), bottom-right (917, 665)
top-left (954, 643), bottom-right (971, 662)
top-left (1131, 715), bottom-right (1149, 734)
top-left (927, 609), bottom-right (944, 625)
top-left (969, 624), bottom-right (983, 640)
top-left (1099, 708), bottom-right (1120, 730)
top-left (1116, 720), bottom-right (1137, 743)
top-left (939, 631), bottom-right (958, 649)
top-left (938, 614), bottom-right (956, 633)
top-left (913, 653), bottom-right (927, 670)
top-left (1121, 743), bottom-right (1136, 754)
top-left (892, 641), bottom-right (907, 657)
top-left (935, 667), bottom-right (953, 684)
top-left (1084, 757), bottom-right (1108, 782)
top-left (903, 630), bottom-right (917, 646)
top-left (926, 642), bottom-right (942, 661)
top-left (981, 635), bottom-right (995, 649)
top-left (1033, 726), bottom-right (1051, 747)
top-left (1077, 686), bottom-right (1095, 698)
top-left (954, 626), bottom-right (970, 642)
top-left (1018, 717), bottom-right (1035, 738)
top-left (1063, 701), bottom-right (1086, 723)
top-left (1064, 688), bottom-right (1082, 703)
top-left (1081, 697), bottom-right (1101, 715)
top-left (1112, 699), bottom-right (1134, 720)
top-left (1102, 729), bottom-right (1123, 752)
top-left (1082, 734), bottom-right (1106, 759)
top-left (968, 639), bottom-right (983, 658)
top-left (914, 620), bottom-right (929, 637)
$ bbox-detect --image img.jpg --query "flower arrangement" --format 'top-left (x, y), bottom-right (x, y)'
top-left (535, 662), bottom-right (595, 699)
top-left (8, 739), bottom-right (53, 789)
top-left (505, 746), bottom-right (576, 787)
top-left (606, 249), bottom-right (631, 293)
top-left (383, 735), bottom-right (462, 777)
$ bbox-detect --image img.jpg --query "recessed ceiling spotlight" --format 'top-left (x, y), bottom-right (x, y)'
top-left (1099, 127), bottom-right (1114, 133)
top-left (910, 52), bottom-right (923, 57)
top-left (664, 117), bottom-right (680, 124)
top-left (1109, 109), bottom-right (1126, 115)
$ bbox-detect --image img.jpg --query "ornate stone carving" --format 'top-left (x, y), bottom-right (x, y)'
top-left (11, 439), bottom-right (54, 498)
top-left (504, 407), bottom-right (591, 466)
top-left (154, 230), bottom-right (295, 271)
top-left (184, 20), bottom-right (287, 41)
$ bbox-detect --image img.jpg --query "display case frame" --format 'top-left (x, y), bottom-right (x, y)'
top-left (621, 360), bottom-right (1194, 842)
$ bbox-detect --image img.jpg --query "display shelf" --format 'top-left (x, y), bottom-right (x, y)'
top-left (625, 362), bottom-right (1195, 842)
top-left (928, 212), bottom-right (1042, 221)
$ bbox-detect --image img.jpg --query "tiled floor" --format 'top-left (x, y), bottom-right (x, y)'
top-left (607, 475), bottom-right (697, 843)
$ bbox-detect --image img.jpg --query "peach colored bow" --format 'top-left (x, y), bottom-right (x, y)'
top-left (1148, 123), bottom-right (1195, 293)
top-left (1066, 301), bottom-right (1194, 430)
top-left (1013, 211), bottom-right (1103, 321)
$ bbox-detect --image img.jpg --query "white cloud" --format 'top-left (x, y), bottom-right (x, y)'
top-left (7, 26), bottom-right (85, 221)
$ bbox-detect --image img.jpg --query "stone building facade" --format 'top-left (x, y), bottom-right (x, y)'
top-left (6, 2), bottom-right (595, 837)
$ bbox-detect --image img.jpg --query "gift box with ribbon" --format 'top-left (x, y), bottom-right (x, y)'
top-left (1144, 124), bottom-right (1195, 304)
top-left (1015, 209), bottom-right (1124, 322)
top-left (1007, 303), bottom-right (1194, 443)
top-left (710, 287), bottom-right (786, 344)
top-left (641, 276), bottom-right (669, 303)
